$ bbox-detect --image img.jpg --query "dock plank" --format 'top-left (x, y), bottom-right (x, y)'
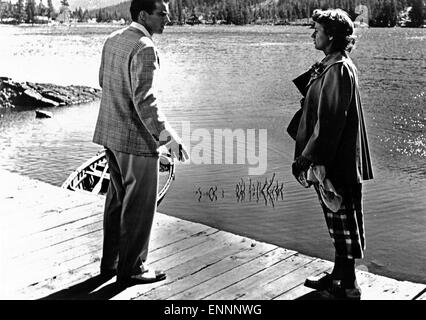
top-left (9, 222), bottom-right (213, 300)
top-left (9, 209), bottom-right (210, 263)
top-left (8, 214), bottom-right (103, 259)
top-left (148, 229), bottom-right (219, 263)
top-left (0, 170), bottom-right (101, 221)
top-left (111, 231), bottom-right (275, 300)
top-left (1, 169), bottom-right (425, 301)
top-left (273, 267), bottom-right (333, 300)
top-left (273, 283), bottom-right (318, 300)
top-left (356, 271), bottom-right (426, 300)
top-left (206, 253), bottom-right (316, 300)
top-left (2, 249), bottom-right (102, 298)
top-left (237, 258), bottom-right (332, 300)
top-left (415, 290), bottom-right (426, 300)
top-left (3, 214), bottom-right (215, 297)
top-left (137, 242), bottom-right (279, 300)
top-left (148, 220), bottom-right (215, 252)
top-left (7, 230), bottom-right (103, 274)
top-left (3, 201), bottom-right (104, 238)
top-left (169, 248), bottom-right (296, 300)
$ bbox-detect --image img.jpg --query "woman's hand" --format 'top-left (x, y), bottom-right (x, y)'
top-left (292, 155), bottom-right (312, 178)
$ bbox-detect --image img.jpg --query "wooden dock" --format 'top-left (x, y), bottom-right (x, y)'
top-left (1, 169), bottom-right (425, 300)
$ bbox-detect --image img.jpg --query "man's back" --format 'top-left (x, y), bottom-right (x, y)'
top-left (93, 26), bottom-right (165, 156)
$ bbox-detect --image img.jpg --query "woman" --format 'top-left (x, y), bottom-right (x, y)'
top-left (290, 9), bottom-right (373, 299)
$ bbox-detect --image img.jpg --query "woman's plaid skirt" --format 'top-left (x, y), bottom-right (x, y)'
top-left (314, 183), bottom-right (366, 259)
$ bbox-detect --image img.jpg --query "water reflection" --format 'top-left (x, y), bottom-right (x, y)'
top-left (235, 174), bottom-right (285, 207)
top-left (194, 174), bottom-right (285, 207)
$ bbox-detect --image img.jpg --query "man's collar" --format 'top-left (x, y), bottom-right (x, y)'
top-left (129, 21), bottom-right (152, 39)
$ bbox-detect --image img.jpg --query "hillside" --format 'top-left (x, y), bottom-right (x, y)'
top-left (69, 0), bottom-right (125, 10)
top-left (90, 0), bottom-right (424, 27)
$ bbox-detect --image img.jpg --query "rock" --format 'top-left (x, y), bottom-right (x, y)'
top-left (40, 90), bottom-right (67, 105)
top-left (0, 77), bottom-right (101, 110)
top-left (35, 110), bottom-right (53, 119)
top-left (14, 88), bottom-right (60, 108)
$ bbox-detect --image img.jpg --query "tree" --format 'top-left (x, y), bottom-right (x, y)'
top-left (60, 0), bottom-right (69, 6)
top-left (82, 0), bottom-right (424, 27)
top-left (0, 2), bottom-right (9, 20)
top-left (83, 9), bottom-right (90, 22)
top-left (36, 0), bottom-right (44, 16)
top-left (407, 0), bottom-right (424, 27)
top-left (76, 6), bottom-right (84, 21)
top-left (371, 0), bottom-right (398, 26)
top-left (25, 0), bottom-right (36, 23)
top-left (15, 0), bottom-right (26, 23)
top-left (46, 0), bottom-right (55, 19)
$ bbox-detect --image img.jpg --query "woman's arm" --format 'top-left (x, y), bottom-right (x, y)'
top-left (302, 63), bottom-right (354, 166)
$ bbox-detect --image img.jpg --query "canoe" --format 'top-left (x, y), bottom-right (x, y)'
top-left (61, 149), bottom-right (175, 206)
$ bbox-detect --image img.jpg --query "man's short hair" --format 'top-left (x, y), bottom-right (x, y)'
top-left (312, 8), bottom-right (356, 52)
top-left (130, 0), bottom-right (169, 21)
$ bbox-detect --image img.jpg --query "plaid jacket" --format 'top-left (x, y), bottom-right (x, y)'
top-left (93, 24), bottom-right (168, 156)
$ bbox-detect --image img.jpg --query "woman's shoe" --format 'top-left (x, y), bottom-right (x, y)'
top-left (304, 272), bottom-right (333, 290)
top-left (322, 279), bottom-right (362, 300)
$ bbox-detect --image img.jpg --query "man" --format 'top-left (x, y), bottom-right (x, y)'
top-left (93, 0), bottom-right (189, 285)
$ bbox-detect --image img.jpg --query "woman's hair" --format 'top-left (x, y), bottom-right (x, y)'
top-left (130, 0), bottom-right (168, 21)
top-left (312, 8), bottom-right (356, 52)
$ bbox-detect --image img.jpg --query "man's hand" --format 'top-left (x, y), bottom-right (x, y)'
top-left (167, 138), bottom-right (189, 163)
top-left (158, 127), bottom-right (189, 163)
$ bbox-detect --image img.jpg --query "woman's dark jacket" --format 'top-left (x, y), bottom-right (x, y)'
top-left (293, 51), bottom-right (373, 187)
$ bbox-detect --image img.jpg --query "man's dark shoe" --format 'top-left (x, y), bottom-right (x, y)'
top-left (321, 279), bottom-right (362, 300)
top-left (117, 269), bottom-right (166, 286)
top-left (304, 272), bottom-right (333, 290)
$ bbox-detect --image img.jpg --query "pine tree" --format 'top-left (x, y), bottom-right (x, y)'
top-left (25, 0), bottom-right (36, 23)
top-left (15, 0), bottom-right (26, 23)
top-left (46, 0), bottom-right (54, 19)
top-left (81, 0), bottom-right (424, 28)
top-left (83, 9), bottom-right (89, 22)
top-left (77, 7), bottom-right (84, 22)
top-left (177, 0), bottom-right (183, 24)
top-left (407, 0), bottom-right (424, 27)
top-left (36, 0), bottom-right (45, 16)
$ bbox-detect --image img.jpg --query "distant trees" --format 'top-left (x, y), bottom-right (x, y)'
top-left (71, 7), bottom-right (90, 22)
top-left (94, 2), bottom-right (131, 22)
top-left (15, 0), bottom-right (25, 23)
top-left (407, 0), bottom-right (424, 27)
top-left (168, 0), bottom-right (348, 25)
top-left (368, 0), bottom-right (424, 27)
top-left (0, 0), bottom-right (423, 27)
top-left (25, 0), bottom-right (36, 23)
top-left (46, 0), bottom-right (55, 19)
top-left (37, 0), bottom-right (46, 16)
top-left (370, 0), bottom-right (398, 26)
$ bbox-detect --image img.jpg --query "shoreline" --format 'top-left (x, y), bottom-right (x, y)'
top-left (0, 77), bottom-right (101, 110)
top-left (3, 21), bottom-right (424, 30)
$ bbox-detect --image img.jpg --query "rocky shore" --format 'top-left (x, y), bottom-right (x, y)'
top-left (0, 77), bottom-right (102, 109)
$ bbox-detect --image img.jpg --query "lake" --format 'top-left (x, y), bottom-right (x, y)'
top-left (0, 24), bottom-right (425, 284)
